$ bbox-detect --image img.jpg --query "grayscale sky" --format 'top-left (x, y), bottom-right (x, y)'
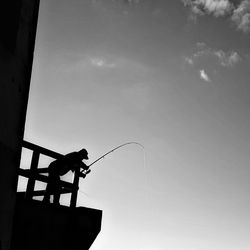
top-left (23, 0), bottom-right (250, 249)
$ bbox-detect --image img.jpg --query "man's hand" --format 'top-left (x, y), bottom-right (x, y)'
top-left (80, 162), bottom-right (89, 170)
top-left (79, 172), bottom-right (86, 178)
top-left (79, 169), bottom-right (91, 178)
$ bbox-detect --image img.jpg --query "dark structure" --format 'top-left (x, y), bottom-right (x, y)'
top-left (19, 140), bottom-right (82, 207)
top-left (0, 1), bottom-right (40, 249)
top-left (0, 1), bottom-right (102, 249)
top-left (11, 197), bottom-right (102, 250)
top-left (13, 141), bottom-right (102, 250)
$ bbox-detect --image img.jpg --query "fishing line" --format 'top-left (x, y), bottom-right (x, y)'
top-left (141, 146), bottom-right (153, 204)
top-left (78, 189), bottom-right (91, 198)
top-left (79, 141), bottom-right (152, 204)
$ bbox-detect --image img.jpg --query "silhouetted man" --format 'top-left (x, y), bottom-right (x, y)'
top-left (43, 148), bottom-right (90, 205)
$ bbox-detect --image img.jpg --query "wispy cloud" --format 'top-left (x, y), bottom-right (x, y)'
top-left (124, 0), bottom-right (141, 4)
top-left (184, 56), bottom-right (194, 65)
top-left (214, 50), bottom-right (241, 66)
top-left (184, 43), bottom-right (242, 81)
top-left (189, 42), bottom-right (241, 67)
top-left (231, 0), bottom-right (250, 33)
top-left (92, 0), bottom-right (141, 4)
top-left (61, 55), bottom-right (117, 73)
top-left (200, 69), bottom-right (211, 82)
top-left (90, 57), bottom-right (116, 68)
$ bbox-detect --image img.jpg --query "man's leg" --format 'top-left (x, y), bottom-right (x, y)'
top-left (43, 181), bottom-right (51, 203)
top-left (43, 173), bottom-right (56, 203)
top-left (53, 176), bottom-right (61, 205)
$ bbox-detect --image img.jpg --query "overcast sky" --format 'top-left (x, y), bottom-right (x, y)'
top-left (22, 0), bottom-right (250, 249)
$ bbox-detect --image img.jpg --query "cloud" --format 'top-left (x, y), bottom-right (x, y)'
top-left (182, 0), bottom-right (233, 18)
top-left (214, 50), bottom-right (241, 66)
top-left (189, 42), bottom-right (241, 67)
top-left (184, 43), bottom-right (242, 81)
top-left (184, 56), bottom-right (194, 65)
top-left (62, 55), bottom-right (117, 72)
top-left (231, 0), bottom-right (250, 33)
top-left (200, 69), bottom-right (211, 81)
top-left (65, 52), bottom-right (154, 76)
top-left (90, 57), bottom-right (116, 68)
top-left (92, 0), bottom-right (142, 6)
top-left (182, 0), bottom-right (250, 32)
top-left (124, 0), bottom-right (141, 4)
top-left (196, 42), bottom-right (207, 48)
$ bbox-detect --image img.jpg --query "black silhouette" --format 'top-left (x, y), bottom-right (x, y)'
top-left (43, 148), bottom-right (90, 205)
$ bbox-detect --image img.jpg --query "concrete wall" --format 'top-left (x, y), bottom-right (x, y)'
top-left (0, 1), bottom-right (39, 249)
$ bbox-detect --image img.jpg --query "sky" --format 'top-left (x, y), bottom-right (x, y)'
top-left (19, 0), bottom-right (250, 249)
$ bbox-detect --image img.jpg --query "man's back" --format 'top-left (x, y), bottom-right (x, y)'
top-left (43, 148), bottom-right (89, 204)
top-left (49, 152), bottom-right (83, 176)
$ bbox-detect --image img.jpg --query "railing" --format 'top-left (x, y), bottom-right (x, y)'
top-left (18, 140), bottom-right (81, 207)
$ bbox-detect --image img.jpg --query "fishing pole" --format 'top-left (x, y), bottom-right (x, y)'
top-left (81, 142), bottom-right (144, 174)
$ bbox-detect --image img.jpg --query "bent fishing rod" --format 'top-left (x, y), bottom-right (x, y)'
top-left (81, 142), bottom-right (144, 174)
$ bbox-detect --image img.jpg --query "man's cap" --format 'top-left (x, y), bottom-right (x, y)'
top-left (78, 148), bottom-right (89, 159)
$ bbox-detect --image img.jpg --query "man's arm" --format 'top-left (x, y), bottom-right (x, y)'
top-left (79, 162), bottom-right (91, 178)
top-left (79, 161), bottom-right (88, 170)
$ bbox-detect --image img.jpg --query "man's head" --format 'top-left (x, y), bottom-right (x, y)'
top-left (78, 148), bottom-right (89, 160)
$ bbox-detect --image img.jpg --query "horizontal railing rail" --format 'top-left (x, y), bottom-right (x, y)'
top-left (18, 140), bottom-right (80, 207)
top-left (22, 140), bottom-right (63, 159)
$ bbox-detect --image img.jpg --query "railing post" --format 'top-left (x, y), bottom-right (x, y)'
top-left (70, 168), bottom-right (80, 208)
top-left (26, 150), bottom-right (40, 199)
